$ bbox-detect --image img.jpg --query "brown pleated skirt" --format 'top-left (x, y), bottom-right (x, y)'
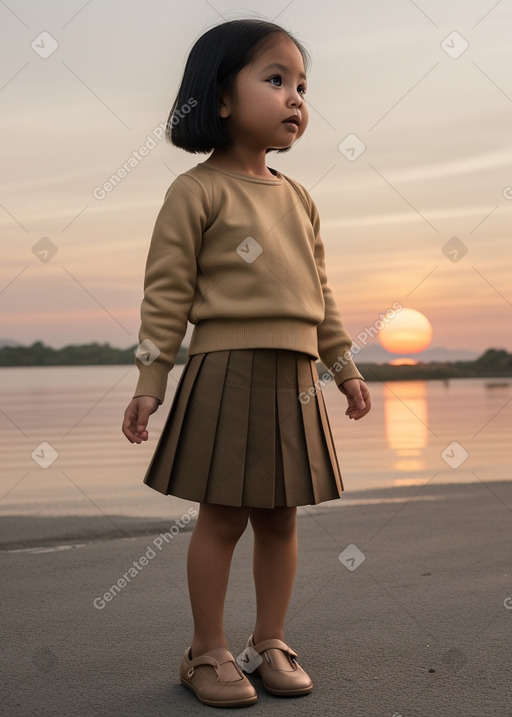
top-left (143, 348), bottom-right (344, 508)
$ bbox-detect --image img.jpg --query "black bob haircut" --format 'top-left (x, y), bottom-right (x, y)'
top-left (166, 19), bottom-right (311, 154)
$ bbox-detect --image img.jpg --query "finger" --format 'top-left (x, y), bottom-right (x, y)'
top-left (135, 418), bottom-right (151, 441)
top-left (352, 404), bottom-right (371, 420)
top-left (122, 425), bottom-right (138, 443)
top-left (122, 420), bottom-right (141, 443)
top-left (348, 388), bottom-right (365, 410)
top-left (136, 413), bottom-right (150, 435)
top-left (346, 399), bottom-right (371, 419)
top-left (122, 412), bottom-right (144, 443)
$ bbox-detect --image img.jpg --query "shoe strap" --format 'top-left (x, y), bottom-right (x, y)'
top-left (252, 638), bottom-right (298, 659)
top-left (188, 654), bottom-right (222, 671)
top-left (188, 650), bottom-right (244, 681)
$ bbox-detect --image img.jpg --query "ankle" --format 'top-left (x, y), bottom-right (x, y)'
top-left (252, 629), bottom-right (284, 645)
top-left (191, 639), bottom-right (228, 659)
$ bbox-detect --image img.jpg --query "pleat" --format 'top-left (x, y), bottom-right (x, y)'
top-left (313, 365), bottom-right (344, 497)
top-left (273, 412), bottom-right (287, 506)
top-left (275, 351), bottom-right (315, 505)
top-left (296, 357), bottom-right (344, 504)
top-left (242, 350), bottom-right (277, 507)
top-left (142, 348), bottom-right (344, 508)
top-left (169, 350), bottom-right (230, 502)
top-left (143, 353), bottom-right (205, 494)
top-left (204, 350), bottom-right (253, 505)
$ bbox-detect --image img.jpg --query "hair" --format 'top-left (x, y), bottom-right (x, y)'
top-left (166, 19), bottom-right (311, 154)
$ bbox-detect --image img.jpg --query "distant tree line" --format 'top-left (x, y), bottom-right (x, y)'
top-left (353, 348), bottom-right (512, 381)
top-left (1, 344), bottom-right (511, 381)
top-left (0, 341), bottom-right (189, 366)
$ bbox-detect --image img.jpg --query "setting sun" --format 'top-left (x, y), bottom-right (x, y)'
top-left (379, 308), bottom-right (433, 354)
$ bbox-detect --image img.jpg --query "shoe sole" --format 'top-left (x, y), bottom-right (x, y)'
top-left (260, 683), bottom-right (313, 697)
top-left (180, 677), bottom-right (258, 708)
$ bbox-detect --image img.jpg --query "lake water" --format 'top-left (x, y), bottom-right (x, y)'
top-left (0, 366), bottom-right (510, 519)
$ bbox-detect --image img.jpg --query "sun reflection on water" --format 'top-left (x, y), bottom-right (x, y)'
top-left (384, 381), bottom-right (428, 475)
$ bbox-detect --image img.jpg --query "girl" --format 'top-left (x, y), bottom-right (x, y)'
top-left (122, 18), bottom-right (371, 708)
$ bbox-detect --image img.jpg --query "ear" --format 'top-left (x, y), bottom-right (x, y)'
top-left (218, 89), bottom-right (232, 119)
top-left (219, 101), bottom-right (230, 119)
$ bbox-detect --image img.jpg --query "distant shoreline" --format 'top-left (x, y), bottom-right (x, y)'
top-left (0, 342), bottom-right (511, 381)
top-left (341, 362), bottom-right (512, 382)
top-left (1, 480), bottom-right (510, 549)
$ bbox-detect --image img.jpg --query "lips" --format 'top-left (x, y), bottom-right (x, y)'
top-left (283, 115), bottom-right (300, 126)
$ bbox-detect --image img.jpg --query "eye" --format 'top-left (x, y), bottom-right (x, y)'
top-left (268, 75), bottom-right (307, 97)
top-left (268, 75), bottom-right (283, 87)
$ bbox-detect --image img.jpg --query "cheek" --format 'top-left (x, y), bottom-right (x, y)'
top-left (260, 86), bottom-right (279, 106)
top-left (243, 85), bottom-right (272, 112)
top-left (299, 104), bottom-right (310, 134)
top-left (253, 92), bottom-right (280, 119)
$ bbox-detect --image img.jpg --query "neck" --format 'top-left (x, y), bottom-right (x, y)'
top-left (205, 147), bottom-right (275, 179)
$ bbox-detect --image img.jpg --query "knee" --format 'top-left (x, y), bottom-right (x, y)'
top-left (197, 503), bottom-right (250, 543)
top-left (250, 507), bottom-right (297, 539)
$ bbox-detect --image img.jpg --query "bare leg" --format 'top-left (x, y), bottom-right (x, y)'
top-left (249, 506), bottom-right (298, 643)
top-left (188, 502), bottom-right (250, 658)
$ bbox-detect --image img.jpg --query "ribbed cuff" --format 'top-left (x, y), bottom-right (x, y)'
top-left (132, 358), bottom-right (173, 404)
top-left (318, 345), bottom-right (365, 387)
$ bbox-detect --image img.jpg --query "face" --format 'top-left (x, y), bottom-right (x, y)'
top-left (219, 33), bottom-right (309, 151)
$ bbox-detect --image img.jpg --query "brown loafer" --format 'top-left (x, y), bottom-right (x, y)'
top-left (240, 634), bottom-right (313, 696)
top-left (180, 646), bottom-right (258, 708)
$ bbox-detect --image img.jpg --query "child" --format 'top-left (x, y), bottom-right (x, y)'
top-left (122, 18), bottom-right (371, 708)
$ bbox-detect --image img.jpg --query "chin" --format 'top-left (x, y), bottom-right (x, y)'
top-left (266, 144), bottom-right (293, 154)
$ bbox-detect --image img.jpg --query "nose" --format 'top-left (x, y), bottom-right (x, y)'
top-left (288, 88), bottom-right (303, 107)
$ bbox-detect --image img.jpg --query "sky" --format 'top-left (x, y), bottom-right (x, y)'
top-left (1, 0), bottom-right (511, 357)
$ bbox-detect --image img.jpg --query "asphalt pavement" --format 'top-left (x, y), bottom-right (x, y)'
top-left (1, 481), bottom-right (511, 716)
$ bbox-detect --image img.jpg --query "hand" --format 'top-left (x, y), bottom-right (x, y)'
top-left (122, 396), bottom-right (160, 443)
top-left (339, 378), bottom-right (371, 420)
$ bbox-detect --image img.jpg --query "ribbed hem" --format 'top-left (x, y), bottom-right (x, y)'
top-left (133, 320), bottom-right (365, 404)
top-left (188, 319), bottom-right (319, 360)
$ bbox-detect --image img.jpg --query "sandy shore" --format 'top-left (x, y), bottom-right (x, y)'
top-left (1, 480), bottom-right (511, 716)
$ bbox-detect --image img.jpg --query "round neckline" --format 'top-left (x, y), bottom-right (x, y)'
top-left (198, 161), bottom-right (283, 184)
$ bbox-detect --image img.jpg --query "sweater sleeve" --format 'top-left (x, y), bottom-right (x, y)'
top-left (133, 174), bottom-right (209, 403)
top-left (309, 195), bottom-right (365, 388)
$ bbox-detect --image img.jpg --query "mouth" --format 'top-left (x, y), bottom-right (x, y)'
top-left (283, 115), bottom-right (300, 127)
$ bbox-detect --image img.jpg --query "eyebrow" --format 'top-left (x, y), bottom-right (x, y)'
top-left (261, 62), bottom-right (307, 81)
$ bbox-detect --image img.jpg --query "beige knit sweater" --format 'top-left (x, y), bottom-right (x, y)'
top-left (133, 161), bottom-right (364, 403)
